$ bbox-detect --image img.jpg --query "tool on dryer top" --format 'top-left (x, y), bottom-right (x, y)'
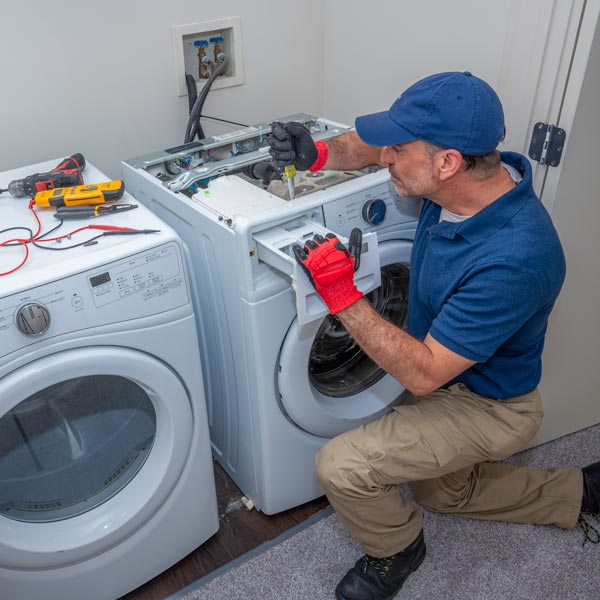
top-left (0, 154), bottom-right (86, 197)
top-left (34, 180), bottom-right (125, 208)
top-left (53, 203), bottom-right (138, 220)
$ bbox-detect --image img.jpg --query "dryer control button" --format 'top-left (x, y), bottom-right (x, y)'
top-left (15, 303), bottom-right (51, 336)
top-left (362, 198), bottom-right (387, 226)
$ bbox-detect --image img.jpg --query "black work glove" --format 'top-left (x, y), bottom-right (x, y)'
top-left (267, 121), bottom-right (318, 171)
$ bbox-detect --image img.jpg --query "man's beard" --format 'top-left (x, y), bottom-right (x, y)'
top-left (389, 167), bottom-right (434, 199)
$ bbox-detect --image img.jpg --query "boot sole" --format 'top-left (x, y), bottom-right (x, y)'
top-left (335, 550), bottom-right (426, 600)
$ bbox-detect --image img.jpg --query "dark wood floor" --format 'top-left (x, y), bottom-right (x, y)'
top-left (120, 461), bottom-right (330, 600)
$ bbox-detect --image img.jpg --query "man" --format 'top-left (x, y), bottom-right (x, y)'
top-left (268, 71), bottom-right (600, 600)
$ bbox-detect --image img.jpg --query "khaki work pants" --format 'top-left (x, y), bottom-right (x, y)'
top-left (316, 383), bottom-right (583, 557)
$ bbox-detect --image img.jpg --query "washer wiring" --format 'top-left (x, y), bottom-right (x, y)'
top-left (0, 200), bottom-right (159, 276)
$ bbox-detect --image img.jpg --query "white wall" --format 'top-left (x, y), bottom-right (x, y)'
top-left (0, 0), bottom-right (324, 178)
top-left (323, 0), bottom-right (505, 121)
top-left (1, 0), bottom-right (584, 182)
top-left (321, 0), bottom-right (578, 162)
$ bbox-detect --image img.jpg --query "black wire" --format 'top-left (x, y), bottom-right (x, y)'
top-left (32, 233), bottom-right (105, 251)
top-left (184, 57), bottom-right (229, 144)
top-left (36, 221), bottom-right (64, 239)
top-left (30, 219), bottom-right (103, 251)
top-left (0, 219), bottom-right (63, 246)
top-left (186, 73), bottom-right (204, 141)
top-left (0, 217), bottom-right (97, 252)
top-left (0, 227), bottom-right (34, 245)
top-left (200, 115), bottom-right (249, 127)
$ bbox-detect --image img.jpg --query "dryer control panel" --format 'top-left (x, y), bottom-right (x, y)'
top-left (0, 242), bottom-right (189, 358)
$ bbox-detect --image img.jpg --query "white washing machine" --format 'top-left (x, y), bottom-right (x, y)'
top-left (0, 161), bottom-right (218, 600)
top-left (122, 115), bottom-right (421, 514)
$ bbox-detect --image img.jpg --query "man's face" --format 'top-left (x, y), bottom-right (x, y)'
top-left (380, 140), bottom-right (438, 198)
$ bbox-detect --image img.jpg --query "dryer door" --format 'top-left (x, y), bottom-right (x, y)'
top-left (278, 239), bottom-right (411, 437)
top-left (0, 346), bottom-right (193, 569)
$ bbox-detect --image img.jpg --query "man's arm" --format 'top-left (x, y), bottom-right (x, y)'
top-left (292, 231), bottom-right (475, 396)
top-left (268, 124), bottom-right (385, 172)
top-left (323, 131), bottom-right (387, 170)
top-left (336, 297), bottom-right (476, 396)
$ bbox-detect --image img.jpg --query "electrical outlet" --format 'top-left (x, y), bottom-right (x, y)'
top-left (172, 17), bottom-right (244, 97)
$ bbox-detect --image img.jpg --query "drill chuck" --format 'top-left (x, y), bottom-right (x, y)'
top-left (6, 179), bottom-right (28, 198)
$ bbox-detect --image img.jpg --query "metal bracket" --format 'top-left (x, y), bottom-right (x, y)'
top-left (528, 122), bottom-right (566, 167)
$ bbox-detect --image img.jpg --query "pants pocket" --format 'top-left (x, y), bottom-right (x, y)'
top-left (397, 407), bottom-right (460, 469)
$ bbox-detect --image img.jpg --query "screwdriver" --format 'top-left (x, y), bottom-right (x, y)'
top-left (54, 204), bottom-right (138, 220)
top-left (258, 146), bottom-right (297, 199)
top-left (266, 122), bottom-right (297, 199)
top-left (284, 164), bottom-right (296, 200)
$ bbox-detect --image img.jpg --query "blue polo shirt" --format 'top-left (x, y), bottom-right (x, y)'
top-left (408, 152), bottom-right (565, 399)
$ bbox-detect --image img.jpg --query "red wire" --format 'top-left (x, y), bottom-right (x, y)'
top-left (0, 243), bottom-right (29, 276)
top-left (0, 203), bottom-right (135, 276)
top-left (34, 224), bottom-right (135, 243)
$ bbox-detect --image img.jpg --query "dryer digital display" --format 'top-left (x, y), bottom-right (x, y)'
top-left (90, 272), bottom-right (111, 287)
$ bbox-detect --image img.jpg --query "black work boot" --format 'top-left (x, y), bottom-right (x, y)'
top-left (335, 530), bottom-right (426, 600)
top-left (582, 461), bottom-right (600, 513)
top-left (578, 462), bottom-right (600, 545)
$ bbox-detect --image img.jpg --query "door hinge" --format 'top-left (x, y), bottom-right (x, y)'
top-left (528, 122), bottom-right (566, 167)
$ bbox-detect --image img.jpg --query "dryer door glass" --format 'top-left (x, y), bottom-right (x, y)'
top-left (0, 375), bottom-right (156, 523)
top-left (309, 263), bottom-right (409, 397)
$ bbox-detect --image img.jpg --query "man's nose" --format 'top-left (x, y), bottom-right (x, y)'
top-left (380, 146), bottom-right (394, 165)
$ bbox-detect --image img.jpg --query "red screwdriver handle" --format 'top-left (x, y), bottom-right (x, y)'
top-left (53, 153), bottom-right (86, 172)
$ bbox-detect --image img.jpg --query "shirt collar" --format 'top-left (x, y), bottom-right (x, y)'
top-left (427, 152), bottom-right (533, 242)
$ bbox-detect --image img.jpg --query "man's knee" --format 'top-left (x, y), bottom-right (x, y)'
top-left (413, 471), bottom-right (472, 513)
top-left (316, 435), bottom-right (354, 492)
top-left (413, 480), bottom-right (450, 511)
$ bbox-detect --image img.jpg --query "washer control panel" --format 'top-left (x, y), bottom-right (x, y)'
top-left (0, 242), bottom-right (188, 357)
top-left (321, 179), bottom-right (421, 237)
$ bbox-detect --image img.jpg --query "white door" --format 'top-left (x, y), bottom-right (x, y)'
top-left (0, 346), bottom-right (193, 569)
top-left (536, 20), bottom-right (600, 444)
top-left (278, 240), bottom-right (412, 437)
top-left (323, 0), bottom-right (600, 210)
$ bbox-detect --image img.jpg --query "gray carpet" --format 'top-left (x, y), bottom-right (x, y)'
top-left (174, 424), bottom-right (600, 600)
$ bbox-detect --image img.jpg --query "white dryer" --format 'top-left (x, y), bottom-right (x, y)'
top-left (0, 161), bottom-right (218, 600)
top-left (122, 116), bottom-right (420, 514)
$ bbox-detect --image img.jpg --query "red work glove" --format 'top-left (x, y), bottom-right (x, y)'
top-left (293, 230), bottom-right (363, 315)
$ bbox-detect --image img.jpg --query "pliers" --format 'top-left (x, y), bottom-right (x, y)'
top-left (54, 203), bottom-right (138, 220)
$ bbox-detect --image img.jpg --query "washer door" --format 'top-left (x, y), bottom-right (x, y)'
top-left (0, 346), bottom-right (193, 569)
top-left (278, 239), bottom-right (411, 437)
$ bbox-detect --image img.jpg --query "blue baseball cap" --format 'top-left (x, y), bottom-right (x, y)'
top-left (355, 71), bottom-right (505, 155)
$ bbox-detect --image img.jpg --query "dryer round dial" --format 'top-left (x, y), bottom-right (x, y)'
top-left (15, 302), bottom-right (51, 336)
top-left (361, 199), bottom-right (387, 226)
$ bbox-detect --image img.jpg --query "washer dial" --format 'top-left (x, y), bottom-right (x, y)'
top-left (15, 303), bottom-right (51, 336)
top-left (361, 198), bottom-right (387, 226)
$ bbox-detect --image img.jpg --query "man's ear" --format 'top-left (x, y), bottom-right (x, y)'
top-left (435, 149), bottom-right (463, 181)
